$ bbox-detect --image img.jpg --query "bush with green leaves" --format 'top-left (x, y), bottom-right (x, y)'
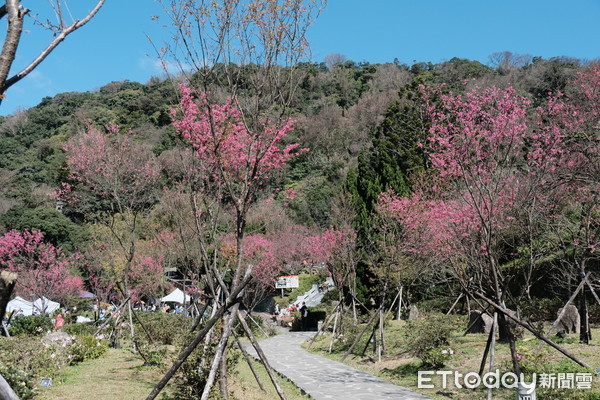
top-left (134, 311), bottom-right (192, 346)
top-left (70, 334), bottom-right (108, 363)
top-left (0, 362), bottom-right (36, 400)
top-left (403, 313), bottom-right (456, 368)
top-left (0, 335), bottom-right (71, 378)
top-left (0, 331), bottom-right (109, 387)
top-left (8, 315), bottom-right (53, 337)
top-left (62, 322), bottom-right (96, 336)
top-left (320, 288), bottom-right (340, 305)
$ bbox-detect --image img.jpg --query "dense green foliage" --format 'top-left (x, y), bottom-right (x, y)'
top-left (0, 55), bottom-right (595, 313)
top-left (8, 315), bottom-right (53, 337)
top-left (403, 314), bottom-right (457, 368)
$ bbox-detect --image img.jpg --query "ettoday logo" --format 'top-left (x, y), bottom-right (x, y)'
top-left (418, 370), bottom-right (536, 393)
top-left (418, 370), bottom-right (594, 393)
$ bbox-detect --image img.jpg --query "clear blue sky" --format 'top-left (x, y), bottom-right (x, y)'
top-left (1, 0), bottom-right (599, 115)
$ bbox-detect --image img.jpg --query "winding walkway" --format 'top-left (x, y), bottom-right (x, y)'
top-left (247, 331), bottom-right (432, 400)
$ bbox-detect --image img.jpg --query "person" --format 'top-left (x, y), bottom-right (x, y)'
top-left (274, 303), bottom-right (280, 315)
top-left (54, 314), bottom-right (64, 330)
top-left (300, 301), bottom-right (309, 331)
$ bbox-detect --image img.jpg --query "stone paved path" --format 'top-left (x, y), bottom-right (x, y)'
top-left (247, 331), bottom-right (432, 400)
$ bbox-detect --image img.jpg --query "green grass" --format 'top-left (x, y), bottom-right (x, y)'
top-left (35, 338), bottom-right (310, 400)
top-left (37, 348), bottom-right (167, 400)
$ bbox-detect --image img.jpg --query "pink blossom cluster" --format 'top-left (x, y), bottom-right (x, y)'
top-left (379, 84), bottom-right (577, 265)
top-left (172, 85), bottom-right (308, 191)
top-left (63, 125), bottom-right (161, 209)
top-left (0, 230), bottom-right (83, 303)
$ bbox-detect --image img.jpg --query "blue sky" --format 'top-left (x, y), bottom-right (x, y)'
top-left (1, 0), bottom-right (599, 115)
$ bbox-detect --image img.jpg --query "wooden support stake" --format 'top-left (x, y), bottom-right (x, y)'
top-left (145, 273), bottom-right (251, 400)
top-left (236, 310), bottom-right (288, 400)
top-left (0, 372), bottom-right (20, 400)
top-left (307, 301), bottom-right (342, 349)
top-left (360, 324), bottom-right (377, 357)
top-left (535, 273), bottom-right (589, 351)
top-left (235, 334), bottom-right (267, 392)
top-left (447, 293), bottom-right (464, 315)
top-left (340, 306), bottom-right (382, 362)
top-left (584, 276), bottom-right (600, 306)
top-left (200, 307), bottom-right (237, 400)
top-left (328, 309), bottom-right (339, 353)
top-left (476, 292), bottom-right (592, 370)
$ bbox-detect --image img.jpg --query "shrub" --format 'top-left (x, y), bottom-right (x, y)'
top-left (134, 312), bottom-right (192, 346)
top-left (141, 346), bottom-right (168, 367)
top-left (0, 335), bottom-right (72, 378)
top-left (321, 288), bottom-right (340, 304)
top-left (8, 315), bottom-right (53, 336)
top-left (520, 297), bottom-right (564, 322)
top-left (415, 297), bottom-right (454, 314)
top-left (70, 334), bottom-right (108, 362)
top-left (63, 322), bottom-right (96, 336)
top-left (403, 313), bottom-right (456, 368)
top-left (0, 362), bottom-right (36, 400)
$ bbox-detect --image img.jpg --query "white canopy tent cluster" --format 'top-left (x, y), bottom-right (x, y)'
top-left (6, 296), bottom-right (60, 316)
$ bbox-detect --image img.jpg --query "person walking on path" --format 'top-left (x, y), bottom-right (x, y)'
top-left (300, 301), bottom-right (309, 331)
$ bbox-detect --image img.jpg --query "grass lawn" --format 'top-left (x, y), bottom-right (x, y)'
top-left (34, 341), bottom-right (309, 400)
top-left (36, 348), bottom-right (166, 400)
top-left (306, 317), bottom-right (600, 400)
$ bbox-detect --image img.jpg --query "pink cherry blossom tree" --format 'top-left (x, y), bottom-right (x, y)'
top-left (0, 229), bottom-right (83, 310)
top-left (63, 124), bottom-right (163, 351)
top-left (147, 2), bottom-right (323, 398)
top-left (172, 85), bottom-right (307, 289)
top-left (379, 85), bottom-right (578, 376)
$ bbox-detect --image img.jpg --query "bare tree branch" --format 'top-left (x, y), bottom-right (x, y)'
top-left (0, 0), bottom-right (106, 103)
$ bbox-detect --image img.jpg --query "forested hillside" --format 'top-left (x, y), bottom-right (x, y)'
top-left (0, 54), bottom-right (595, 308)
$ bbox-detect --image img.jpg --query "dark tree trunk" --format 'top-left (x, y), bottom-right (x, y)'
top-left (0, 271), bottom-right (17, 323)
top-left (580, 274), bottom-right (591, 344)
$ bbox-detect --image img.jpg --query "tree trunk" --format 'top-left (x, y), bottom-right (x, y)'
top-left (378, 306), bottom-right (384, 362)
top-left (127, 299), bottom-right (137, 354)
top-left (580, 280), bottom-right (591, 344)
top-left (0, 271), bottom-right (17, 323)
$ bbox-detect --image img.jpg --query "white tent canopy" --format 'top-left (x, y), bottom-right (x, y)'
top-left (6, 296), bottom-right (34, 316)
top-left (6, 296), bottom-right (60, 316)
top-left (33, 297), bottom-right (61, 315)
top-left (160, 288), bottom-right (190, 304)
